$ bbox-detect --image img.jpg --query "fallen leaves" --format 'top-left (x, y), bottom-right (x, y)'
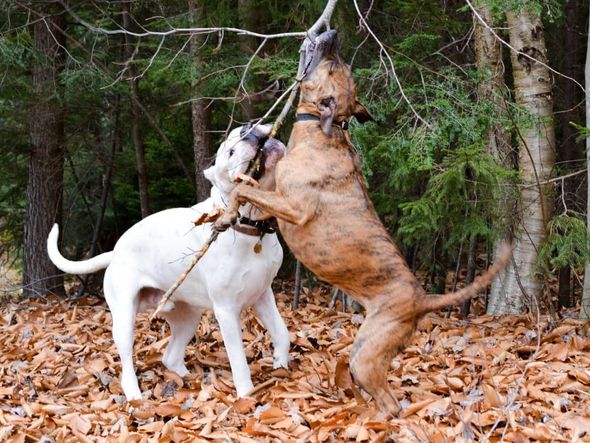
top-left (1, 288), bottom-right (589, 442)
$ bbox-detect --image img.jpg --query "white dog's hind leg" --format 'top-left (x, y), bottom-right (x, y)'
top-left (162, 304), bottom-right (202, 376)
top-left (104, 271), bottom-right (142, 400)
top-left (213, 306), bottom-right (254, 397)
top-left (253, 288), bottom-right (290, 369)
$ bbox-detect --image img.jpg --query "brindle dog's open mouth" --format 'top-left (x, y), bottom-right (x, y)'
top-left (303, 29), bottom-right (340, 77)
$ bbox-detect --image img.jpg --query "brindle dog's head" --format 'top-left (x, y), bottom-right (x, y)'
top-left (299, 30), bottom-right (373, 136)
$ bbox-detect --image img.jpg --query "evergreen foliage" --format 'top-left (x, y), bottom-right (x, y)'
top-left (538, 213), bottom-right (590, 276)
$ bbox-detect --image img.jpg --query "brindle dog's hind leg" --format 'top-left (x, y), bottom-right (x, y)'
top-left (214, 184), bottom-right (317, 230)
top-left (349, 305), bottom-right (416, 417)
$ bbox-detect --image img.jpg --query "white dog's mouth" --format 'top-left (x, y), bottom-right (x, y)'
top-left (205, 124), bottom-right (286, 194)
top-left (239, 124), bottom-right (285, 182)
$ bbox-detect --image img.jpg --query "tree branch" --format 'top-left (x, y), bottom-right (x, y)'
top-left (352, 0), bottom-right (429, 127)
top-left (60, 1), bottom-right (307, 40)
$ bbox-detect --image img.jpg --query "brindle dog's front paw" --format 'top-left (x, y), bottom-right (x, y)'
top-left (213, 212), bottom-right (238, 232)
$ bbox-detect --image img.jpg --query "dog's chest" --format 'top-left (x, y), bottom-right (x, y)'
top-left (277, 145), bottom-right (355, 191)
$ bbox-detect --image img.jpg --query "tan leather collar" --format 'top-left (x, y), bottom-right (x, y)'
top-left (231, 216), bottom-right (276, 237)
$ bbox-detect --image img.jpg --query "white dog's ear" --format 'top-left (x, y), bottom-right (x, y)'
top-left (204, 165), bottom-right (216, 186)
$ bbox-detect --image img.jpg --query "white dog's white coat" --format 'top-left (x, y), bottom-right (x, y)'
top-left (47, 125), bottom-right (290, 400)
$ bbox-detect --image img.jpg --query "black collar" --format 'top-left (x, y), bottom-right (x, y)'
top-left (296, 113), bottom-right (349, 130)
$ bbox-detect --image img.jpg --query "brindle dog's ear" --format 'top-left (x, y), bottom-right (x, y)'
top-left (353, 100), bottom-right (374, 124)
top-left (318, 96), bottom-right (336, 136)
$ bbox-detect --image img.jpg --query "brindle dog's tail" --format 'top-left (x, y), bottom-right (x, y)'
top-left (415, 243), bottom-right (512, 315)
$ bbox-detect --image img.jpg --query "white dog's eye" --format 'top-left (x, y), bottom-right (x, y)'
top-left (229, 149), bottom-right (234, 157)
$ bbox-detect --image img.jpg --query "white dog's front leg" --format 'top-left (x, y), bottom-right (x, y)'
top-left (253, 287), bottom-right (290, 369)
top-left (213, 306), bottom-right (254, 396)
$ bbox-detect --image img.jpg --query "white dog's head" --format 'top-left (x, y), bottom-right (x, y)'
top-left (204, 124), bottom-right (286, 194)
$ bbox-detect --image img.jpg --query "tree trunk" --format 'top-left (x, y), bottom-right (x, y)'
top-left (188, 0), bottom-right (212, 203)
top-left (23, 6), bottom-right (66, 297)
top-left (473, 5), bottom-right (512, 163)
top-left (77, 95), bottom-right (121, 297)
top-left (122, 1), bottom-right (150, 218)
top-left (580, 3), bottom-right (590, 320)
top-left (460, 235), bottom-right (478, 316)
top-left (293, 260), bottom-right (302, 309)
top-left (473, 4), bottom-right (517, 313)
top-left (557, 0), bottom-right (583, 309)
top-left (237, 0), bottom-right (262, 121)
top-left (487, 10), bottom-right (555, 315)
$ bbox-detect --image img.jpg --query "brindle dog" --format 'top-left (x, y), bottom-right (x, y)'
top-left (215, 30), bottom-right (511, 416)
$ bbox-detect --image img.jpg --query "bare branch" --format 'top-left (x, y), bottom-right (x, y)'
top-left (134, 35), bottom-right (166, 80)
top-left (271, 0), bottom-right (339, 138)
top-left (60, 1), bottom-right (307, 41)
top-left (224, 38), bottom-right (269, 137)
top-left (306, 0), bottom-right (339, 39)
top-left (352, 0), bottom-right (429, 127)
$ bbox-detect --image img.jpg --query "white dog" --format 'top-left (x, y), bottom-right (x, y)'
top-left (47, 124), bottom-right (290, 400)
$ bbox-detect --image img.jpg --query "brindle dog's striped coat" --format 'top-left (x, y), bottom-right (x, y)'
top-left (215, 30), bottom-right (511, 416)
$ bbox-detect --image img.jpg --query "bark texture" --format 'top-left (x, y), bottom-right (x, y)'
top-left (23, 7), bottom-right (66, 297)
top-left (581, 5), bottom-right (590, 320)
top-left (189, 0), bottom-right (212, 203)
top-left (487, 10), bottom-right (555, 315)
top-left (123, 1), bottom-right (150, 218)
top-left (237, 0), bottom-right (263, 121)
top-left (556, 0), bottom-right (583, 309)
top-left (472, 5), bottom-right (515, 312)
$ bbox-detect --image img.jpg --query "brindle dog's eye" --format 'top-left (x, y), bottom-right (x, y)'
top-left (229, 149), bottom-right (234, 157)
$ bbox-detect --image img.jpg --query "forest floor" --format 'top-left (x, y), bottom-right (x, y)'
top-left (1, 284), bottom-right (590, 442)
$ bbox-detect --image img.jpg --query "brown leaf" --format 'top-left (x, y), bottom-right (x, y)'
top-left (154, 404), bottom-right (181, 417)
top-left (557, 415), bottom-right (590, 438)
top-left (482, 383), bottom-right (504, 408)
top-left (233, 397), bottom-right (257, 414)
top-left (57, 370), bottom-right (78, 390)
top-left (259, 406), bottom-right (284, 421)
top-left (504, 431), bottom-right (531, 443)
top-left (335, 357), bottom-right (353, 390)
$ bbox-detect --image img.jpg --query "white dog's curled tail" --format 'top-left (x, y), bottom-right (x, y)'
top-left (47, 224), bottom-right (113, 274)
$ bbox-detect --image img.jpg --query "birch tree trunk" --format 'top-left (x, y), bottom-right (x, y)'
top-left (473, 4), bottom-right (515, 312)
top-left (487, 9), bottom-right (555, 315)
top-left (23, 6), bottom-right (66, 297)
top-left (580, 6), bottom-right (590, 320)
top-left (189, 0), bottom-right (212, 203)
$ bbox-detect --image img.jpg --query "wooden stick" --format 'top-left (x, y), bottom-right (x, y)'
top-left (150, 231), bottom-right (219, 320)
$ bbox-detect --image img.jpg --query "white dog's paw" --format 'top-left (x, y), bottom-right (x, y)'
top-left (272, 355), bottom-right (289, 369)
top-left (169, 365), bottom-right (189, 377)
top-left (123, 387), bottom-right (143, 402)
top-left (162, 359), bottom-right (189, 377)
top-left (235, 381), bottom-right (255, 398)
